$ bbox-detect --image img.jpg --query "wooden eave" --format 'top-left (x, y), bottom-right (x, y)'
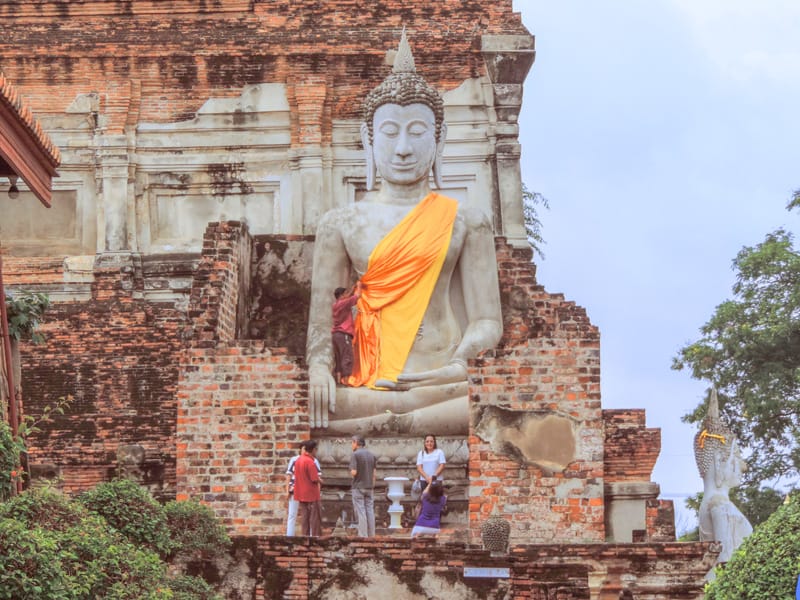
top-left (0, 72), bottom-right (61, 208)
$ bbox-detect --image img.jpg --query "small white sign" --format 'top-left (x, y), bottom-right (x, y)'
top-left (463, 567), bottom-right (510, 579)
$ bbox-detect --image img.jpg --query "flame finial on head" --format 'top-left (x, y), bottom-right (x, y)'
top-left (393, 27), bottom-right (416, 74)
top-left (361, 28), bottom-right (444, 144)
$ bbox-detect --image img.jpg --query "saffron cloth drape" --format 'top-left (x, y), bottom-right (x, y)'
top-left (347, 193), bottom-right (458, 388)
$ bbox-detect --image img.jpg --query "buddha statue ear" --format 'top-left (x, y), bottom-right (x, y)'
top-left (361, 122), bottom-right (377, 191)
top-left (432, 121), bottom-right (447, 189)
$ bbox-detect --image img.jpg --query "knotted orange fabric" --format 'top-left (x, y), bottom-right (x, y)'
top-left (347, 192), bottom-right (458, 388)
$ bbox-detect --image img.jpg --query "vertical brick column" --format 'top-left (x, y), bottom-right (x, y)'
top-left (177, 224), bottom-right (310, 534)
top-left (175, 343), bottom-right (308, 534)
top-left (468, 239), bottom-right (604, 543)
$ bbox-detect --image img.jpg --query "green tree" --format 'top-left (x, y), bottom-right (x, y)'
top-left (673, 194), bottom-right (800, 500)
top-left (522, 183), bottom-right (549, 260)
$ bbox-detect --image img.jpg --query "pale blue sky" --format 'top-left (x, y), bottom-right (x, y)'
top-left (515, 0), bottom-right (800, 532)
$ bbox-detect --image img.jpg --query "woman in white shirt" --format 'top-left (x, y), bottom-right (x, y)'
top-left (416, 434), bottom-right (446, 493)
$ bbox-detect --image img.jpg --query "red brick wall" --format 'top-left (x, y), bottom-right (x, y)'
top-left (6, 254), bottom-right (187, 498)
top-left (176, 344), bottom-right (308, 535)
top-left (231, 537), bottom-right (712, 600)
top-left (0, 1), bottom-right (528, 140)
top-left (176, 221), bottom-right (309, 534)
top-left (468, 240), bottom-right (605, 543)
top-left (603, 409), bottom-right (661, 483)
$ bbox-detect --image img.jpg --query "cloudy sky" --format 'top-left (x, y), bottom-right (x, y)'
top-left (514, 1), bottom-right (800, 531)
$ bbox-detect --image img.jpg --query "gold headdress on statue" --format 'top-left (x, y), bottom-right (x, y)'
top-left (693, 389), bottom-right (735, 477)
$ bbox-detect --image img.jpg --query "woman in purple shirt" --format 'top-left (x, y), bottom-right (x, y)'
top-left (411, 479), bottom-right (447, 538)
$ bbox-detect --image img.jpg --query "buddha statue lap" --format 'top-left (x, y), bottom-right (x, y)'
top-left (305, 31), bottom-right (502, 434)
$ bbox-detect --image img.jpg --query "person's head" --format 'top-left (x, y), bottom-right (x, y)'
top-left (304, 439), bottom-right (318, 455)
top-left (360, 29), bottom-right (446, 191)
top-left (334, 287), bottom-right (347, 299)
top-left (423, 434), bottom-right (437, 453)
top-left (427, 480), bottom-right (444, 501)
top-left (351, 435), bottom-right (366, 450)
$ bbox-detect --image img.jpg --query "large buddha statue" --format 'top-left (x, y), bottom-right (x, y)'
top-left (305, 31), bottom-right (503, 433)
top-left (694, 389), bottom-right (753, 569)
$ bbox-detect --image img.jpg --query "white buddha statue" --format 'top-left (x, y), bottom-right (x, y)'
top-left (694, 390), bottom-right (753, 568)
top-left (305, 31), bottom-right (503, 433)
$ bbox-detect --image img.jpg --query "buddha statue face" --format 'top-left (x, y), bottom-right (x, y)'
top-left (370, 102), bottom-right (439, 187)
top-left (360, 30), bottom-right (447, 191)
top-left (719, 441), bottom-right (746, 487)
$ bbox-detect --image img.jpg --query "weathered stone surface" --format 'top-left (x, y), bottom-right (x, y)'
top-left (473, 404), bottom-right (577, 474)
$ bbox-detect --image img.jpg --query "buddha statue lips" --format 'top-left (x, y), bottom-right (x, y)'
top-left (305, 30), bottom-right (502, 433)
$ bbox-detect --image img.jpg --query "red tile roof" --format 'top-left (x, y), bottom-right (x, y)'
top-left (0, 72), bottom-right (61, 168)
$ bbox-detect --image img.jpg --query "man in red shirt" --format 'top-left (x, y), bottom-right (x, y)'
top-left (293, 439), bottom-right (322, 536)
top-left (331, 281), bottom-right (361, 385)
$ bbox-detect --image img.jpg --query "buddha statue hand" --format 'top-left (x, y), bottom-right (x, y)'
top-left (395, 358), bottom-right (468, 388)
top-left (308, 364), bottom-right (336, 428)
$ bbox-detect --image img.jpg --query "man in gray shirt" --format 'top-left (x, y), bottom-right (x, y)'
top-left (349, 434), bottom-right (377, 537)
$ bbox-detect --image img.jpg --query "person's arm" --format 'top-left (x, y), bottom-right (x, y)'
top-left (416, 452), bottom-right (431, 482)
top-left (434, 450), bottom-right (446, 478)
top-left (285, 472), bottom-right (292, 495)
top-left (349, 454), bottom-right (357, 479)
top-left (308, 462), bottom-right (319, 485)
top-left (307, 211), bottom-right (351, 427)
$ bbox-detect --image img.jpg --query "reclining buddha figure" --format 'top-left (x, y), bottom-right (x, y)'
top-left (694, 389), bottom-right (753, 571)
top-left (306, 30), bottom-right (503, 434)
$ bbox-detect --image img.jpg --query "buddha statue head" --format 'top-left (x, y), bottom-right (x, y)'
top-left (361, 29), bottom-right (447, 191)
top-left (694, 389), bottom-right (746, 489)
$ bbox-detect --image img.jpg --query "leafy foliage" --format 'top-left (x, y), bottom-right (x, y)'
top-left (0, 421), bottom-right (23, 501)
top-left (166, 574), bottom-right (223, 600)
top-left (79, 478), bottom-right (173, 557)
top-left (0, 518), bottom-right (70, 600)
top-left (0, 483), bottom-right (229, 598)
top-left (522, 183), bottom-right (549, 260)
top-left (4, 291), bottom-right (50, 343)
top-left (0, 397), bottom-right (71, 500)
top-left (673, 226), bottom-right (800, 492)
top-left (0, 484), bottom-right (87, 531)
top-left (164, 499), bottom-right (231, 560)
top-left (705, 495), bottom-right (800, 599)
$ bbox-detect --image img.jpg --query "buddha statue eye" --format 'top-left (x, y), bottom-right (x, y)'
top-left (378, 122), bottom-right (400, 137)
top-left (408, 122), bottom-right (429, 137)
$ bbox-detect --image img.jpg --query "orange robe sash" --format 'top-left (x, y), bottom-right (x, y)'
top-left (348, 192), bottom-right (458, 388)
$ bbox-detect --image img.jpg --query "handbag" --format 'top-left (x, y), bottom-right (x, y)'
top-left (411, 478), bottom-right (423, 500)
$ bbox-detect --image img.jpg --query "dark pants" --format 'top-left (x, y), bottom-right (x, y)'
top-left (332, 331), bottom-right (354, 380)
top-left (298, 500), bottom-right (321, 536)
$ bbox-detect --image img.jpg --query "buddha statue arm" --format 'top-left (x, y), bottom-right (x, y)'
top-left (306, 212), bottom-right (350, 427)
top-left (397, 209), bottom-right (502, 387)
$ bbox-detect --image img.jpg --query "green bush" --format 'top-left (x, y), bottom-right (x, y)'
top-left (167, 574), bottom-right (223, 600)
top-left (0, 487), bottom-right (171, 599)
top-left (164, 499), bottom-right (231, 560)
top-left (0, 481), bottom-right (231, 598)
top-left (0, 485), bottom-right (87, 531)
top-left (58, 513), bottom-right (168, 599)
top-left (0, 518), bottom-right (71, 599)
top-left (79, 478), bottom-right (173, 557)
top-left (706, 495), bottom-right (800, 599)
